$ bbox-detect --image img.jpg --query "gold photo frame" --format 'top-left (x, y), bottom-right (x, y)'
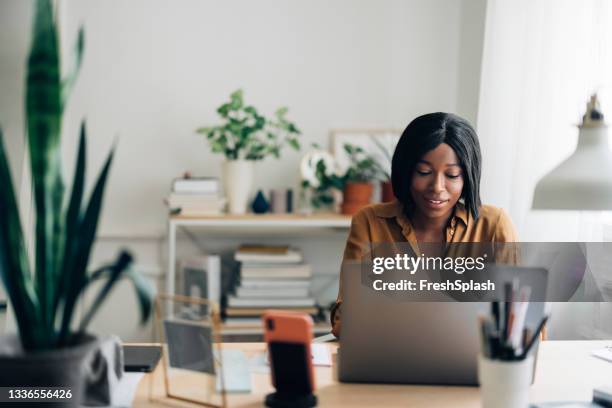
top-left (153, 293), bottom-right (227, 408)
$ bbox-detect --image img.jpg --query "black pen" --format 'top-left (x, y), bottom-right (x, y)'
top-left (503, 282), bottom-right (512, 343)
top-left (519, 315), bottom-right (549, 360)
top-left (491, 301), bottom-right (500, 332)
top-left (487, 321), bottom-right (501, 359)
top-left (479, 315), bottom-right (490, 358)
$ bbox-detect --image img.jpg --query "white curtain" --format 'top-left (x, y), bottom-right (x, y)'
top-left (477, 0), bottom-right (612, 339)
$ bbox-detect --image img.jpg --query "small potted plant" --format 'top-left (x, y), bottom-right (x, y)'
top-left (341, 144), bottom-right (388, 215)
top-left (196, 90), bottom-right (301, 214)
top-left (300, 149), bottom-right (345, 211)
top-left (0, 2), bottom-right (152, 404)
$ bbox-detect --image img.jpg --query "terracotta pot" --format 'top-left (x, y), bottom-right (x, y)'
top-left (381, 181), bottom-right (395, 202)
top-left (341, 182), bottom-right (373, 215)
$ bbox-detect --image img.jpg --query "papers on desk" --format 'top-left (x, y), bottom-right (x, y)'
top-left (216, 350), bottom-right (251, 393)
top-left (591, 346), bottom-right (612, 363)
top-left (249, 343), bottom-right (333, 375)
top-left (310, 343), bottom-right (333, 366)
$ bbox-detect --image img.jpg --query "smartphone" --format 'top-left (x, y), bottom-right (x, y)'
top-left (263, 311), bottom-right (315, 395)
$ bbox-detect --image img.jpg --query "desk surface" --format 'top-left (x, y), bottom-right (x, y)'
top-left (134, 340), bottom-right (612, 407)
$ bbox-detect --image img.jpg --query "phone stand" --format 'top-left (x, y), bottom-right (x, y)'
top-left (265, 392), bottom-right (317, 408)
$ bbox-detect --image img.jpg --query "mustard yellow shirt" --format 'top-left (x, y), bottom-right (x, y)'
top-left (331, 200), bottom-right (518, 337)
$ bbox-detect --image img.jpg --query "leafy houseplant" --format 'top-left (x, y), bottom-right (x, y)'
top-left (300, 149), bottom-right (345, 210)
top-left (342, 143), bottom-right (387, 183)
top-left (341, 143), bottom-right (387, 215)
top-left (0, 0), bottom-right (152, 400)
top-left (300, 144), bottom-right (387, 213)
top-left (196, 89), bottom-right (301, 160)
top-left (196, 90), bottom-right (302, 214)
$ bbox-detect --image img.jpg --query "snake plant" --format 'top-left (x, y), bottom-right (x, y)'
top-left (0, 0), bottom-right (152, 351)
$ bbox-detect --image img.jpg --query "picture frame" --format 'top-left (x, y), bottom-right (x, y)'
top-left (330, 128), bottom-right (402, 178)
top-left (180, 255), bottom-right (222, 316)
top-left (153, 293), bottom-right (226, 408)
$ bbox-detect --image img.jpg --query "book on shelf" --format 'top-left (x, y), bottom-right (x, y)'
top-left (237, 244), bottom-right (290, 254)
top-left (235, 249), bottom-right (303, 264)
top-left (167, 193), bottom-right (226, 216)
top-left (225, 244), bottom-right (318, 319)
top-left (168, 193), bottom-right (224, 205)
top-left (239, 279), bottom-right (311, 289)
top-left (240, 264), bottom-right (311, 279)
top-left (235, 286), bottom-right (310, 298)
top-left (223, 317), bottom-right (330, 330)
top-left (222, 317), bottom-right (263, 327)
top-left (177, 207), bottom-right (225, 217)
top-left (172, 177), bottom-right (220, 194)
top-left (225, 306), bottom-right (319, 317)
top-left (227, 296), bottom-right (316, 308)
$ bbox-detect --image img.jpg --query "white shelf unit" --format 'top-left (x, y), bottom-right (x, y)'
top-left (166, 213), bottom-right (352, 335)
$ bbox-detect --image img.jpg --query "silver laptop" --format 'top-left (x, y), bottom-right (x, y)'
top-left (338, 264), bottom-right (547, 385)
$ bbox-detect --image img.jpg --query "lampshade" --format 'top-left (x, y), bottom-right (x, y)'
top-left (532, 94), bottom-right (612, 210)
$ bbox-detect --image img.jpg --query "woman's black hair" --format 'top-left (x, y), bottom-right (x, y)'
top-left (391, 112), bottom-right (482, 220)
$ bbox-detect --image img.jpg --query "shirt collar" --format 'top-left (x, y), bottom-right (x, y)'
top-left (373, 200), bottom-right (469, 227)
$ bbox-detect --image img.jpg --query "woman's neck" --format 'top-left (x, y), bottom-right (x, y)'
top-left (410, 209), bottom-right (453, 241)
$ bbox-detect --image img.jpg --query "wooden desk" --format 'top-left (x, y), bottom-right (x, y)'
top-left (134, 340), bottom-right (612, 407)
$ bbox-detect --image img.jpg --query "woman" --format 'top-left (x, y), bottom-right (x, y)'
top-left (331, 112), bottom-right (518, 338)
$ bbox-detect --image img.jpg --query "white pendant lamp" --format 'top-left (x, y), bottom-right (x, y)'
top-left (532, 94), bottom-right (612, 210)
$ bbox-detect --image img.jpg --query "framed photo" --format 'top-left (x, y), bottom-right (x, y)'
top-left (180, 255), bottom-right (221, 316)
top-left (154, 294), bottom-right (226, 407)
top-left (330, 128), bottom-right (401, 177)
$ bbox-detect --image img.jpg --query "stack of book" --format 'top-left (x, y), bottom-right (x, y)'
top-left (167, 177), bottom-right (226, 216)
top-left (225, 245), bottom-right (317, 324)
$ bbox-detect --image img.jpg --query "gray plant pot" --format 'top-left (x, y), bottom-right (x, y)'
top-left (0, 334), bottom-right (99, 407)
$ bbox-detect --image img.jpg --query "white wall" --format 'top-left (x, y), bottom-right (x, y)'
top-left (0, 0), bottom-right (33, 311)
top-left (59, 0), bottom-right (472, 237)
top-left (0, 0), bottom-right (31, 185)
top-left (456, 0), bottom-right (487, 124)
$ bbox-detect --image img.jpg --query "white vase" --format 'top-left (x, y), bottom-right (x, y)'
top-left (222, 160), bottom-right (254, 214)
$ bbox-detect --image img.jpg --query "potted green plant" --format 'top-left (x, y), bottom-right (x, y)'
top-left (341, 144), bottom-right (387, 215)
top-left (300, 149), bottom-right (345, 211)
top-left (0, 1), bottom-right (152, 404)
top-left (196, 90), bottom-right (301, 214)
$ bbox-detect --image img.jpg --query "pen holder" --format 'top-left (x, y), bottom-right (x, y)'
top-left (478, 354), bottom-right (533, 408)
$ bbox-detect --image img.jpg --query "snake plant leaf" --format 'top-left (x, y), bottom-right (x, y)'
top-left (78, 251), bottom-right (127, 330)
top-left (79, 251), bottom-right (153, 331)
top-left (125, 266), bottom-right (154, 324)
top-left (59, 146), bottom-right (115, 344)
top-left (61, 27), bottom-right (84, 110)
top-left (53, 123), bottom-right (86, 319)
top-left (0, 128), bottom-right (40, 349)
top-left (27, 0), bottom-right (64, 337)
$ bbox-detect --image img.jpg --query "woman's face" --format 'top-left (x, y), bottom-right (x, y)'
top-left (409, 143), bottom-right (464, 220)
